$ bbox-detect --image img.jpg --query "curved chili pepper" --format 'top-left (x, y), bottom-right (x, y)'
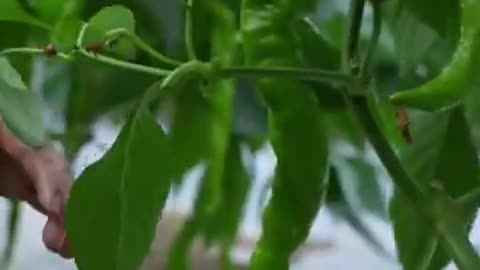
top-left (389, 0), bottom-right (480, 112)
top-left (166, 2), bottom-right (237, 269)
top-left (241, 0), bottom-right (329, 269)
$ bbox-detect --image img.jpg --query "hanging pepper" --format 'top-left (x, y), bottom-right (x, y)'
top-left (241, 0), bottom-right (329, 269)
top-left (389, 0), bottom-right (480, 112)
top-left (166, 2), bottom-right (237, 269)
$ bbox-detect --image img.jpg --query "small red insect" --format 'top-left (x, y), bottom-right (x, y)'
top-left (85, 42), bottom-right (104, 55)
top-left (395, 106), bottom-right (413, 144)
top-left (42, 44), bottom-right (57, 57)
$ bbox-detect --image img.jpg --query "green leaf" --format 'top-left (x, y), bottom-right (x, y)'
top-left (0, 0), bottom-right (50, 30)
top-left (293, 18), bottom-right (346, 112)
top-left (65, 57), bottom-right (154, 158)
top-left (386, 5), bottom-right (437, 79)
top-left (66, 83), bottom-right (172, 270)
top-left (390, 195), bottom-right (438, 270)
top-left (397, 0), bottom-right (460, 45)
top-left (326, 167), bottom-right (391, 259)
top-left (232, 81), bottom-right (268, 139)
top-left (169, 82), bottom-right (212, 183)
top-left (333, 156), bottom-right (387, 220)
top-left (35, 0), bottom-right (66, 24)
top-left (324, 110), bottom-right (366, 149)
top-left (292, 18), bottom-right (365, 147)
top-left (0, 57), bottom-right (46, 147)
top-left (294, 18), bottom-right (339, 70)
top-left (82, 5), bottom-right (136, 59)
top-left (390, 106), bottom-right (480, 270)
top-left (52, 17), bottom-right (83, 52)
top-left (1, 200), bottom-right (21, 269)
top-left (0, 57), bottom-right (27, 91)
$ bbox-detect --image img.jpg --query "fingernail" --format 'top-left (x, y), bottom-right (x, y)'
top-left (57, 232), bottom-right (73, 258)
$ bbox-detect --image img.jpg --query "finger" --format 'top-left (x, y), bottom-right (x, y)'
top-left (23, 155), bottom-right (53, 213)
top-left (42, 217), bottom-right (72, 258)
top-left (0, 117), bottom-right (31, 160)
top-left (0, 149), bottom-right (39, 202)
top-left (26, 145), bottom-right (69, 215)
top-left (40, 146), bottom-right (72, 206)
top-left (26, 197), bottom-right (48, 216)
top-left (42, 217), bottom-right (62, 252)
top-left (57, 231), bottom-right (73, 258)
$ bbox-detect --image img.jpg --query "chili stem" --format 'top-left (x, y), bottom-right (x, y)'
top-left (0, 48), bottom-right (73, 60)
top-left (105, 28), bottom-right (182, 67)
top-left (349, 97), bottom-right (426, 202)
top-left (346, 1), bottom-right (425, 201)
top-left (360, 1), bottom-right (382, 80)
top-left (456, 187), bottom-right (480, 212)
top-left (75, 23), bottom-right (171, 77)
top-left (184, 0), bottom-right (197, 60)
top-left (342, 0), bottom-right (366, 73)
top-left (77, 49), bottom-right (171, 77)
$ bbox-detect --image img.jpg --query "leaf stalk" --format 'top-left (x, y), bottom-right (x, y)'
top-left (105, 28), bottom-right (182, 67)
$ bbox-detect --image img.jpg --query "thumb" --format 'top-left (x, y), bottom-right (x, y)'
top-left (42, 217), bottom-right (72, 258)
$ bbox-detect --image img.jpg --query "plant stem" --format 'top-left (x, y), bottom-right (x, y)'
top-left (456, 187), bottom-right (480, 212)
top-left (349, 97), bottom-right (426, 202)
top-left (344, 0), bottom-right (426, 214)
top-left (344, 1), bottom-right (425, 200)
top-left (439, 222), bottom-right (480, 270)
top-left (161, 60), bottom-right (211, 89)
top-left (105, 28), bottom-right (182, 67)
top-left (342, 0), bottom-right (366, 73)
top-left (75, 23), bottom-right (171, 77)
top-left (0, 48), bottom-right (73, 60)
top-left (1, 47), bottom-right (41, 55)
top-left (344, 1), bottom-right (480, 269)
top-left (185, 0), bottom-right (197, 60)
top-left (218, 67), bottom-right (357, 88)
top-left (78, 49), bottom-right (171, 77)
top-left (77, 23), bottom-right (88, 48)
top-left (360, 1), bottom-right (382, 80)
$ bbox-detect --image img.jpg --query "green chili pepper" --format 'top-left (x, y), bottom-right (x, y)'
top-left (167, 2), bottom-right (237, 269)
top-left (389, 0), bottom-right (480, 112)
top-left (241, 0), bottom-right (329, 269)
top-left (203, 135), bottom-right (253, 270)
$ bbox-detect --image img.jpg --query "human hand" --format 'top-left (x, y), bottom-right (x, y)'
top-left (0, 117), bottom-right (72, 258)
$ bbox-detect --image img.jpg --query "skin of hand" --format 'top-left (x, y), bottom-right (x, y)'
top-left (0, 117), bottom-right (72, 258)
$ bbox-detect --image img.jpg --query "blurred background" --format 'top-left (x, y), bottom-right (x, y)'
top-left (1, 0), bottom-right (480, 269)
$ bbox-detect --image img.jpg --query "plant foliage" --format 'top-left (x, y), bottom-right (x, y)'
top-left (1, 0), bottom-right (480, 270)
